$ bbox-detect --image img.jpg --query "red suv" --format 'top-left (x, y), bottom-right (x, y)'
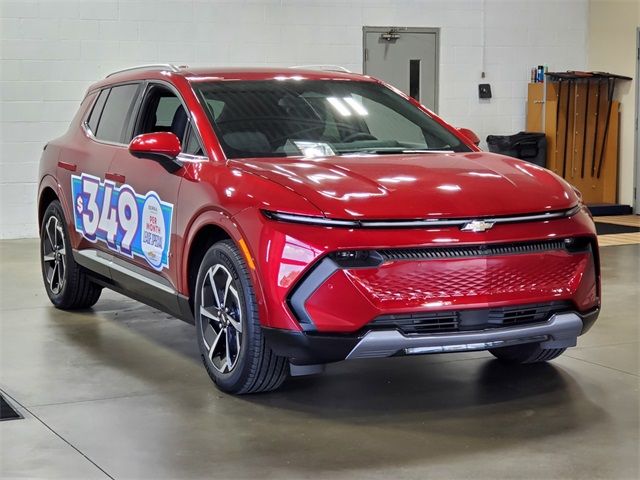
top-left (38, 65), bottom-right (600, 394)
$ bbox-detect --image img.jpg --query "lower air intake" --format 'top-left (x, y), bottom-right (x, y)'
top-left (368, 302), bottom-right (572, 336)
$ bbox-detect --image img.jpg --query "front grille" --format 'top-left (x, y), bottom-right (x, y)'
top-left (368, 310), bottom-right (460, 335)
top-left (368, 301), bottom-right (572, 336)
top-left (378, 239), bottom-right (567, 262)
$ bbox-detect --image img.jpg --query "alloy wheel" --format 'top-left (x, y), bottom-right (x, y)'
top-left (199, 264), bottom-right (243, 373)
top-left (42, 216), bottom-right (66, 295)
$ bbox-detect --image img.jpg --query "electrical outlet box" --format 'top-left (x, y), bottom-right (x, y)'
top-left (479, 84), bottom-right (492, 99)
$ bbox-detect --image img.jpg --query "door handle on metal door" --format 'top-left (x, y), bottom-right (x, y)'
top-left (105, 172), bottom-right (126, 184)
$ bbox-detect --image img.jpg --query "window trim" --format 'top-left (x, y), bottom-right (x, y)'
top-left (82, 81), bottom-right (143, 148)
top-left (129, 79), bottom-right (208, 162)
top-left (85, 89), bottom-right (107, 137)
top-left (179, 122), bottom-right (206, 159)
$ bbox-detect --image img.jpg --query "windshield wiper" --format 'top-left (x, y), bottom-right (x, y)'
top-left (339, 147), bottom-right (454, 155)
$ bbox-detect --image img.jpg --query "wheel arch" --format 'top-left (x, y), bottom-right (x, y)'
top-left (185, 222), bottom-right (232, 312)
top-left (181, 209), bottom-right (266, 320)
top-left (38, 175), bottom-right (64, 230)
top-left (38, 187), bottom-right (59, 228)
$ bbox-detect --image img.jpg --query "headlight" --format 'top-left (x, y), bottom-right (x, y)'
top-left (262, 210), bottom-right (358, 227)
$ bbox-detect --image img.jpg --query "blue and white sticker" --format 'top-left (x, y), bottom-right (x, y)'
top-left (71, 173), bottom-right (173, 271)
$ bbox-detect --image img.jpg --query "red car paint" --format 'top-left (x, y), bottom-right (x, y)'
top-left (129, 131), bottom-right (182, 159)
top-left (38, 67), bottom-right (599, 339)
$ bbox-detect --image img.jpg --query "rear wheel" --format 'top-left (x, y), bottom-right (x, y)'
top-left (489, 343), bottom-right (566, 364)
top-left (40, 200), bottom-right (102, 309)
top-left (194, 240), bottom-right (288, 394)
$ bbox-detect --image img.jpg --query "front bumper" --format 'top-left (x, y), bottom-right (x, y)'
top-left (235, 204), bottom-right (600, 333)
top-left (291, 238), bottom-right (599, 333)
top-left (263, 308), bottom-right (599, 365)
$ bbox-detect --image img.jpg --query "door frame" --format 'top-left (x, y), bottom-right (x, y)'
top-left (362, 26), bottom-right (440, 113)
top-left (635, 27), bottom-right (640, 213)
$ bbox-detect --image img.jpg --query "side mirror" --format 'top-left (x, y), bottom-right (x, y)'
top-left (129, 132), bottom-right (183, 172)
top-left (457, 127), bottom-right (481, 147)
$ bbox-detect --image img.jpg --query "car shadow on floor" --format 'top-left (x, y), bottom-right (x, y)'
top-left (61, 296), bottom-right (605, 405)
top-left (250, 356), bottom-right (598, 418)
top-left (242, 358), bottom-right (607, 471)
top-left (48, 304), bottom-right (609, 471)
top-left (57, 300), bottom-right (606, 421)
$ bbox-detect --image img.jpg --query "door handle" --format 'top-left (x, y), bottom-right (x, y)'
top-left (58, 161), bottom-right (77, 172)
top-left (105, 172), bottom-right (126, 184)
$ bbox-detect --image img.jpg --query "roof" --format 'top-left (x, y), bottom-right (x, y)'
top-left (181, 66), bottom-right (372, 82)
top-left (91, 65), bottom-right (375, 91)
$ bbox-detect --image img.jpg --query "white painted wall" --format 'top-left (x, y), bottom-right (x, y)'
top-left (0, 0), bottom-right (589, 239)
top-left (588, 0), bottom-right (640, 209)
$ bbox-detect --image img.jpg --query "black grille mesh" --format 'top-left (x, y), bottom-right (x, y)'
top-left (378, 239), bottom-right (566, 261)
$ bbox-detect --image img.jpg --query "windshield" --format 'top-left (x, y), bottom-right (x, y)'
top-left (194, 80), bottom-right (470, 159)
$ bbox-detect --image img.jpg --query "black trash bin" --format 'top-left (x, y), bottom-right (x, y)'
top-left (486, 131), bottom-right (547, 168)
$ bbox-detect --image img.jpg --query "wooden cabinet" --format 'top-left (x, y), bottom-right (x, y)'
top-left (526, 83), bottom-right (545, 132)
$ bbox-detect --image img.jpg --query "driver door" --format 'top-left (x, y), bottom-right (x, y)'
top-left (106, 82), bottom-right (190, 292)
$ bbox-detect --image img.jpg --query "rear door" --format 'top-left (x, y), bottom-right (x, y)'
top-left (60, 83), bottom-right (141, 268)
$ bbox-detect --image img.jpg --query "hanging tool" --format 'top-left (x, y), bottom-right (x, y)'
top-left (562, 79), bottom-right (572, 179)
top-left (554, 79), bottom-right (562, 175)
top-left (580, 80), bottom-right (590, 178)
top-left (596, 77), bottom-right (615, 178)
top-left (571, 79), bottom-right (580, 178)
top-left (590, 78), bottom-right (602, 177)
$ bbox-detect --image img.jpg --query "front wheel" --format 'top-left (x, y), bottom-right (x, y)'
top-left (489, 343), bottom-right (566, 364)
top-left (194, 240), bottom-right (288, 394)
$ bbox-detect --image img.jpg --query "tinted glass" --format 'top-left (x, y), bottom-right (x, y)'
top-left (86, 89), bottom-right (108, 134)
top-left (182, 126), bottom-right (204, 156)
top-left (194, 80), bottom-right (469, 159)
top-left (155, 96), bottom-right (181, 127)
top-left (136, 87), bottom-right (188, 141)
top-left (95, 84), bottom-right (139, 143)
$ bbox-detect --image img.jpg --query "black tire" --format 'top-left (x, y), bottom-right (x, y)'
top-left (40, 200), bottom-right (102, 309)
top-left (194, 240), bottom-right (288, 394)
top-left (489, 343), bottom-right (566, 364)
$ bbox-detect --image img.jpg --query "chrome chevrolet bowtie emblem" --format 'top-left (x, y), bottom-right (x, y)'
top-left (461, 220), bottom-right (495, 232)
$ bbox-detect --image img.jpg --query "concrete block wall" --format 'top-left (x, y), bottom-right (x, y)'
top-left (0, 0), bottom-right (589, 239)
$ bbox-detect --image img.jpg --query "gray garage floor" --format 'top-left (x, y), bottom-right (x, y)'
top-left (0, 239), bottom-right (638, 479)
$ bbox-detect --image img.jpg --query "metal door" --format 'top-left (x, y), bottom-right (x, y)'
top-left (363, 27), bottom-right (439, 112)
top-left (106, 82), bottom-right (186, 286)
top-left (635, 28), bottom-right (640, 213)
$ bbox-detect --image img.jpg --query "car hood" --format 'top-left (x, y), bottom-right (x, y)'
top-left (230, 152), bottom-right (579, 219)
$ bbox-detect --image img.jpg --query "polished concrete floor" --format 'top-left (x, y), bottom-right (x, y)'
top-left (1, 239), bottom-right (638, 479)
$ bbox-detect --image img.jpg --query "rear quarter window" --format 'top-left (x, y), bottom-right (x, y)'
top-left (93, 84), bottom-right (140, 143)
top-left (86, 89), bottom-right (108, 134)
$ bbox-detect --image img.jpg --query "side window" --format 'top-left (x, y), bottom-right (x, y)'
top-left (136, 85), bottom-right (188, 142)
top-left (94, 84), bottom-right (139, 143)
top-left (86, 89), bottom-right (109, 134)
top-left (155, 97), bottom-right (181, 127)
top-left (182, 126), bottom-right (204, 156)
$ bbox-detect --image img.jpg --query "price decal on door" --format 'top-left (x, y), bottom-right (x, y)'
top-left (71, 173), bottom-right (174, 270)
